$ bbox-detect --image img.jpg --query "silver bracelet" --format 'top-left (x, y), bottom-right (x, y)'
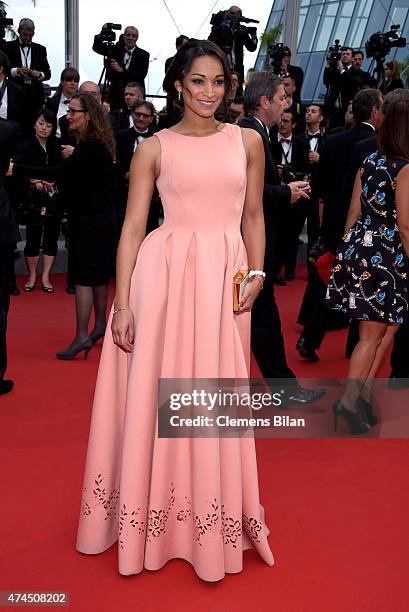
top-left (113, 306), bottom-right (129, 315)
top-left (248, 270), bottom-right (266, 279)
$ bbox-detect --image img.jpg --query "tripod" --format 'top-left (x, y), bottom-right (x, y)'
top-left (367, 57), bottom-right (385, 86)
top-left (97, 42), bottom-right (115, 99)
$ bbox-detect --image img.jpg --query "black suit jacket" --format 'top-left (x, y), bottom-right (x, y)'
top-left (92, 36), bottom-right (149, 108)
top-left (270, 132), bottom-right (309, 177)
top-left (323, 65), bottom-right (365, 113)
top-left (286, 64), bottom-right (304, 105)
top-left (319, 122), bottom-right (376, 251)
top-left (0, 119), bottom-right (20, 246)
top-left (297, 131), bottom-right (326, 190)
top-left (2, 80), bottom-right (26, 129)
top-left (5, 39), bottom-right (51, 82)
top-left (45, 94), bottom-right (62, 115)
top-left (343, 134), bottom-right (378, 206)
top-left (239, 115), bottom-right (291, 273)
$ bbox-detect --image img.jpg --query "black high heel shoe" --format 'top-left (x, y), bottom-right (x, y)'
top-left (333, 400), bottom-right (370, 435)
top-left (356, 396), bottom-right (378, 426)
top-left (89, 327), bottom-right (107, 344)
top-left (56, 339), bottom-right (93, 360)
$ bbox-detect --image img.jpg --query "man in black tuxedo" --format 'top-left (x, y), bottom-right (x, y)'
top-left (0, 118), bottom-right (21, 394)
top-left (280, 46), bottom-right (304, 107)
top-left (0, 50), bottom-right (27, 133)
top-left (93, 24), bottom-right (149, 110)
top-left (324, 46), bottom-right (366, 127)
top-left (165, 35), bottom-right (189, 74)
top-left (271, 109), bottom-right (309, 280)
top-left (296, 89), bottom-right (383, 361)
top-left (297, 104), bottom-right (326, 254)
top-left (115, 99), bottom-right (160, 234)
top-left (239, 71), bottom-right (325, 406)
top-left (208, 6), bottom-right (258, 84)
top-left (5, 18), bottom-right (51, 131)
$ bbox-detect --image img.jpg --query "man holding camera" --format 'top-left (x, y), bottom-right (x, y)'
top-left (324, 46), bottom-right (364, 126)
top-left (92, 24), bottom-right (149, 110)
top-left (208, 5), bottom-right (258, 85)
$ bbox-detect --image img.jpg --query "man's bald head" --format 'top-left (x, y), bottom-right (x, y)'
top-left (79, 81), bottom-right (101, 103)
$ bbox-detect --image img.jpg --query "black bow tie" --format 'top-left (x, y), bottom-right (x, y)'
top-left (134, 130), bottom-right (148, 139)
top-left (20, 43), bottom-right (31, 49)
top-left (307, 133), bottom-right (320, 141)
top-left (62, 98), bottom-right (71, 104)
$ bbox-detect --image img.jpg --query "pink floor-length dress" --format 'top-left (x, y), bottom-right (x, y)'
top-left (76, 123), bottom-right (274, 581)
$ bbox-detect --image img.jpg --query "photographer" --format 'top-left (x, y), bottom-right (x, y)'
top-left (280, 47), bottom-right (304, 106)
top-left (324, 46), bottom-right (365, 125)
top-left (92, 24), bottom-right (149, 110)
top-left (208, 5), bottom-right (258, 84)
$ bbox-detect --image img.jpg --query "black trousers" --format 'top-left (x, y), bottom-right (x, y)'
top-left (0, 247), bottom-right (10, 382)
top-left (24, 216), bottom-right (61, 257)
top-left (251, 278), bottom-right (299, 389)
top-left (390, 322), bottom-right (409, 377)
top-left (298, 267), bottom-right (329, 349)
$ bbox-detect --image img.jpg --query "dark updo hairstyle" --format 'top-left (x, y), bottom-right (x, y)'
top-left (163, 39), bottom-right (231, 111)
top-left (35, 108), bottom-right (57, 137)
top-left (378, 98), bottom-right (409, 162)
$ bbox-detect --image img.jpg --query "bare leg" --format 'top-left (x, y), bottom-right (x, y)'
top-left (361, 325), bottom-right (398, 401)
top-left (25, 256), bottom-right (38, 288)
top-left (340, 320), bottom-right (389, 411)
top-left (41, 254), bottom-right (55, 289)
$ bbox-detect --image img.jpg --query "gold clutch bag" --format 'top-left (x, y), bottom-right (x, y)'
top-left (233, 269), bottom-right (249, 314)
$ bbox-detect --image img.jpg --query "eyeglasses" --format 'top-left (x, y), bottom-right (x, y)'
top-left (132, 112), bottom-right (152, 119)
top-left (67, 108), bottom-right (86, 115)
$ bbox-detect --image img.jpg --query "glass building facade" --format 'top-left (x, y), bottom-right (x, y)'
top-left (256, 0), bottom-right (409, 103)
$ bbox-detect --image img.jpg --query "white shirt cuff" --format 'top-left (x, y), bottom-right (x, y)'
top-left (11, 68), bottom-right (19, 77)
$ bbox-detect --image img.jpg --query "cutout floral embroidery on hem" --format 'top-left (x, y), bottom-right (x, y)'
top-left (81, 475), bottom-right (265, 548)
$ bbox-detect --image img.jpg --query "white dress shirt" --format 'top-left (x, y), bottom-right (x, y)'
top-left (0, 79), bottom-right (8, 119)
top-left (10, 40), bottom-right (45, 82)
top-left (56, 95), bottom-right (71, 137)
top-left (278, 133), bottom-right (292, 164)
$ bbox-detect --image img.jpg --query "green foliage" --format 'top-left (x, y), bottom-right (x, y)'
top-left (260, 23), bottom-right (283, 49)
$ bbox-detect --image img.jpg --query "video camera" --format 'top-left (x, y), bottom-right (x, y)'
top-left (209, 10), bottom-right (258, 54)
top-left (0, 6), bottom-right (13, 39)
top-left (326, 39), bottom-right (342, 69)
top-left (365, 24), bottom-right (406, 60)
top-left (268, 43), bottom-right (290, 74)
top-left (100, 22), bottom-right (122, 44)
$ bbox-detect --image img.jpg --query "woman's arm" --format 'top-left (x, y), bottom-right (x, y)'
top-left (239, 127), bottom-right (266, 312)
top-left (344, 169), bottom-right (362, 233)
top-left (111, 135), bottom-right (161, 351)
top-left (395, 164), bottom-right (409, 258)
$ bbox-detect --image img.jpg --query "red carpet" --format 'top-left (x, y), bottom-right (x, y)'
top-left (1, 269), bottom-right (408, 611)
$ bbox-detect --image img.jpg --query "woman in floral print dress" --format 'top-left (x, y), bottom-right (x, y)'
top-left (326, 98), bottom-right (409, 433)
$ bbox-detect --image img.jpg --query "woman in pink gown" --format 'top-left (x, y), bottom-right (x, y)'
top-left (76, 39), bottom-right (274, 581)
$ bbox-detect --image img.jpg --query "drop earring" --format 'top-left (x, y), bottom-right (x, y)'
top-left (177, 90), bottom-right (182, 102)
